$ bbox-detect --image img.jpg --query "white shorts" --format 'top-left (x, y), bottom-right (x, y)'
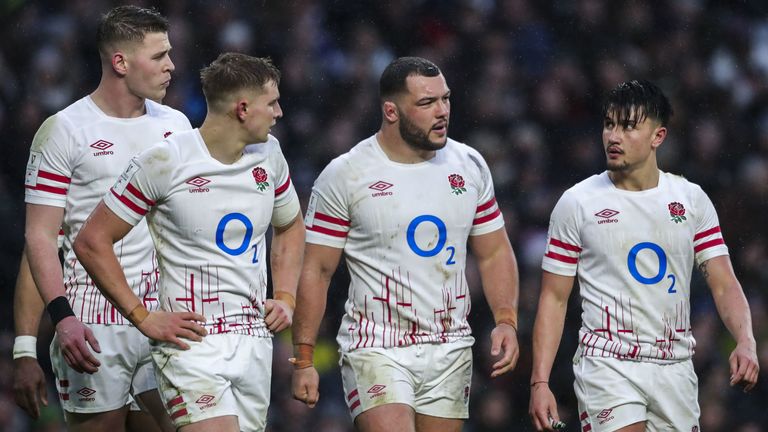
top-left (340, 338), bottom-right (473, 420)
top-left (573, 356), bottom-right (700, 431)
top-left (50, 323), bottom-right (156, 414)
top-left (151, 334), bottom-right (272, 431)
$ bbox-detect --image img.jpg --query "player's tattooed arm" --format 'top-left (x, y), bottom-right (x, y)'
top-left (697, 260), bottom-right (710, 280)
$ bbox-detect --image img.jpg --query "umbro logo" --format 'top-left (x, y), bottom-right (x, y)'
top-left (369, 181), bottom-right (393, 197)
top-left (595, 208), bottom-right (619, 224)
top-left (367, 384), bottom-right (387, 399)
top-left (186, 176), bottom-right (211, 193)
top-left (196, 394), bottom-right (217, 409)
top-left (90, 140), bottom-right (114, 156)
top-left (77, 387), bottom-right (96, 401)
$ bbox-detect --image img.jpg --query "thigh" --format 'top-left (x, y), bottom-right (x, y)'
top-left (340, 348), bottom-right (417, 421)
top-left (65, 404), bottom-right (130, 432)
top-left (231, 337), bottom-right (272, 432)
top-left (645, 360), bottom-right (700, 431)
top-left (151, 336), bottom-right (238, 430)
top-left (355, 403), bottom-right (416, 432)
top-left (414, 413), bottom-right (463, 432)
top-left (573, 357), bottom-right (647, 432)
top-left (413, 343), bottom-right (472, 420)
top-left (51, 324), bottom-right (139, 414)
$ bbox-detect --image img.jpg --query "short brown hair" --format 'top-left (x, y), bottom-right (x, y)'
top-left (96, 5), bottom-right (169, 59)
top-left (200, 53), bottom-right (281, 112)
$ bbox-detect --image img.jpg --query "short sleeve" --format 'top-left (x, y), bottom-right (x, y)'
top-left (24, 114), bottom-right (75, 207)
top-left (270, 143), bottom-right (300, 227)
top-left (467, 149), bottom-right (504, 236)
top-left (104, 143), bottom-right (174, 226)
top-left (304, 158), bottom-right (349, 249)
top-left (541, 191), bottom-right (582, 276)
top-left (691, 185), bottom-right (728, 264)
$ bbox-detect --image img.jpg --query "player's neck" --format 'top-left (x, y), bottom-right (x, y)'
top-left (375, 128), bottom-right (435, 164)
top-left (90, 80), bottom-right (147, 118)
top-left (199, 119), bottom-right (246, 165)
top-left (608, 164), bottom-right (660, 191)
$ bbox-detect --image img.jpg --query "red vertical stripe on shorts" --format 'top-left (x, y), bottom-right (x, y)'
top-left (170, 408), bottom-right (188, 420)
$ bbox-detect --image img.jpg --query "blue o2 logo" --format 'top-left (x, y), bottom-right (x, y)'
top-left (216, 213), bottom-right (259, 263)
top-left (627, 242), bottom-right (676, 293)
top-left (406, 215), bottom-right (455, 265)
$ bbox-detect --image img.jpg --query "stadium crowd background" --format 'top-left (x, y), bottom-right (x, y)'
top-left (1, 1), bottom-right (767, 431)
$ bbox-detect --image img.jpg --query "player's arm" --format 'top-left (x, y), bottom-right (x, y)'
top-left (74, 201), bottom-right (207, 350)
top-left (469, 227), bottom-right (520, 378)
top-left (290, 243), bottom-right (343, 408)
top-left (528, 270), bottom-right (574, 431)
top-left (701, 255), bottom-right (759, 391)
top-left (25, 203), bottom-right (103, 374)
top-left (12, 248), bottom-right (48, 419)
top-left (264, 212), bottom-right (305, 333)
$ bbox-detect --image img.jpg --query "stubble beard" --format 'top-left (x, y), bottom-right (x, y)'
top-left (398, 110), bottom-right (447, 152)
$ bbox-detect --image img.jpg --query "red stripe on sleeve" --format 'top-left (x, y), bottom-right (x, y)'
top-left (307, 224), bottom-right (348, 238)
top-left (314, 212), bottom-right (351, 227)
top-left (550, 238), bottom-right (582, 252)
top-left (170, 408), bottom-right (188, 420)
top-left (166, 396), bottom-right (184, 409)
top-left (111, 189), bottom-right (148, 216)
top-left (476, 197), bottom-right (497, 213)
top-left (126, 183), bottom-right (156, 206)
top-left (545, 251), bottom-right (578, 264)
top-left (694, 226), bottom-right (721, 241)
top-left (38, 170), bottom-right (71, 184)
top-left (274, 175), bottom-right (291, 195)
top-left (473, 208), bottom-right (501, 225)
top-left (694, 238), bottom-right (725, 253)
top-left (26, 183), bottom-right (67, 195)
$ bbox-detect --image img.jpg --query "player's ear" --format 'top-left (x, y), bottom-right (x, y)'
top-left (235, 99), bottom-right (248, 122)
top-left (112, 51), bottom-right (128, 77)
top-left (651, 125), bottom-right (667, 149)
top-left (382, 101), bottom-right (399, 123)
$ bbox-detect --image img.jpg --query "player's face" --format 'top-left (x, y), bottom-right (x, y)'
top-left (602, 108), bottom-right (664, 172)
top-left (244, 80), bottom-right (282, 143)
top-left (396, 74), bottom-right (450, 151)
top-left (123, 32), bottom-right (174, 102)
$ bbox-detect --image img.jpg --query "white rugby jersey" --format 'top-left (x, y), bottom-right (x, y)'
top-left (542, 171), bottom-right (728, 363)
top-left (305, 135), bottom-right (504, 352)
top-left (105, 130), bottom-right (300, 337)
top-left (24, 96), bottom-right (191, 324)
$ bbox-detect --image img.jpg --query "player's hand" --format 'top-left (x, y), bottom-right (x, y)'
top-left (291, 366), bottom-right (320, 408)
top-left (529, 382), bottom-right (562, 431)
top-left (729, 341), bottom-right (759, 392)
top-left (264, 299), bottom-right (293, 333)
top-left (489, 323), bottom-right (519, 377)
top-left (55, 316), bottom-right (101, 373)
top-left (13, 357), bottom-right (48, 419)
top-left (137, 311), bottom-right (207, 350)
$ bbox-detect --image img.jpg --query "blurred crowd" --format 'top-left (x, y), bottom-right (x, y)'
top-left (1, 1), bottom-right (767, 431)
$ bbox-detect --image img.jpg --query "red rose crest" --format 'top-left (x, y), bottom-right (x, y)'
top-left (252, 167), bottom-right (269, 191)
top-left (668, 201), bottom-right (687, 223)
top-left (448, 173), bottom-right (466, 195)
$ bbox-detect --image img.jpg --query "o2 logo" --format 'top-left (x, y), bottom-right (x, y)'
top-left (406, 215), bottom-right (456, 265)
top-left (215, 213), bottom-right (260, 263)
top-left (627, 242), bottom-right (676, 293)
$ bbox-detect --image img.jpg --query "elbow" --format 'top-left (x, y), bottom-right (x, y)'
top-left (73, 230), bottom-right (97, 264)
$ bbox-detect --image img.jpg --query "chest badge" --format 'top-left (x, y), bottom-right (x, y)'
top-left (448, 173), bottom-right (466, 195)
top-left (252, 167), bottom-right (270, 191)
top-left (668, 202), bottom-right (687, 223)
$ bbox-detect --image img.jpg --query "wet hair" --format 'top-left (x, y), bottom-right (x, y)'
top-left (200, 53), bottom-right (281, 112)
top-left (96, 5), bottom-right (169, 59)
top-left (379, 57), bottom-right (441, 100)
top-left (602, 79), bottom-right (673, 127)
